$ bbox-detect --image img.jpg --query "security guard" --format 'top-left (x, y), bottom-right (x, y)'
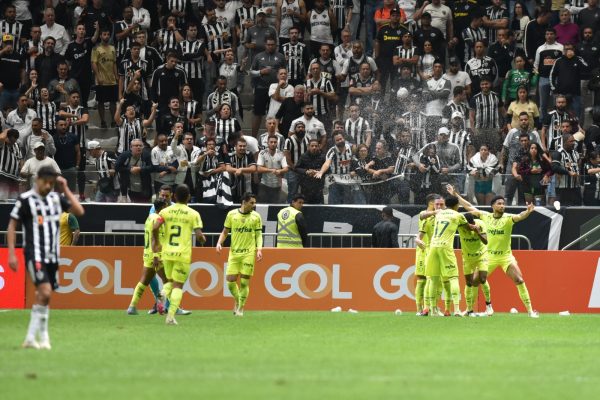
top-left (371, 206), bottom-right (399, 248)
top-left (276, 193), bottom-right (308, 248)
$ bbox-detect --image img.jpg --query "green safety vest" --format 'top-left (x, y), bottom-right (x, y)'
top-left (277, 206), bottom-right (303, 248)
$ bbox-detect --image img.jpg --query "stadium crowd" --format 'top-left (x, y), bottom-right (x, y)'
top-left (1, 0), bottom-right (600, 206)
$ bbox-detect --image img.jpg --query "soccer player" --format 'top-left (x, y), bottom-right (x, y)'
top-left (216, 192), bottom-right (263, 317)
top-left (425, 196), bottom-right (474, 317)
top-left (457, 212), bottom-right (492, 316)
top-left (127, 198), bottom-right (169, 315)
top-left (414, 193), bottom-right (440, 315)
top-left (152, 184), bottom-right (206, 325)
top-left (447, 184), bottom-right (539, 318)
top-left (8, 166), bottom-right (85, 349)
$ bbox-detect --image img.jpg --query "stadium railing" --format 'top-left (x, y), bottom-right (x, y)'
top-left (0, 231), bottom-right (532, 250)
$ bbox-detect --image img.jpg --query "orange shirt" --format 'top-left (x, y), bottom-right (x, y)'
top-left (374, 7), bottom-right (407, 30)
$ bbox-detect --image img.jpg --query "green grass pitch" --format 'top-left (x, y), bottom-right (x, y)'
top-left (2, 310), bottom-right (600, 399)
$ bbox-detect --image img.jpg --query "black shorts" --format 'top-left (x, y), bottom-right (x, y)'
top-left (96, 85), bottom-right (118, 103)
top-left (253, 88), bottom-right (270, 116)
top-left (26, 259), bottom-right (59, 290)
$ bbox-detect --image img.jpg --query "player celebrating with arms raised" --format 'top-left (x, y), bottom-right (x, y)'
top-left (414, 193), bottom-right (440, 316)
top-left (217, 192), bottom-right (263, 317)
top-left (446, 184), bottom-right (539, 318)
top-left (8, 166), bottom-right (85, 349)
top-left (152, 185), bottom-right (206, 325)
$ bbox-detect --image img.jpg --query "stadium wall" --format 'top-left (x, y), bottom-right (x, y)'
top-left (2, 203), bottom-right (591, 250)
top-left (2, 248), bottom-right (600, 313)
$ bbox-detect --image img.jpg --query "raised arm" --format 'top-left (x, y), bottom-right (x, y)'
top-left (446, 184), bottom-right (481, 216)
top-left (512, 202), bottom-right (535, 223)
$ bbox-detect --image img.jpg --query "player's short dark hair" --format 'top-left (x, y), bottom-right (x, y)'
top-left (241, 192), bottom-right (256, 203)
top-left (464, 212), bottom-right (475, 224)
top-left (38, 166), bottom-right (59, 178)
top-left (153, 199), bottom-right (168, 212)
top-left (425, 193), bottom-right (440, 205)
top-left (6, 128), bottom-right (19, 140)
top-left (445, 196), bottom-right (459, 208)
top-left (174, 184), bottom-right (190, 203)
top-left (160, 185), bottom-right (172, 193)
top-left (490, 195), bottom-right (505, 206)
top-left (291, 193), bottom-right (305, 202)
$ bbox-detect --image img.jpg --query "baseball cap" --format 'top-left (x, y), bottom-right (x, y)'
top-left (87, 140), bottom-right (101, 150)
top-left (2, 33), bottom-right (14, 42)
top-left (451, 111), bottom-right (464, 120)
top-left (390, 7), bottom-right (401, 15)
top-left (438, 127), bottom-right (450, 135)
top-left (256, 8), bottom-right (266, 15)
top-left (33, 141), bottom-right (46, 149)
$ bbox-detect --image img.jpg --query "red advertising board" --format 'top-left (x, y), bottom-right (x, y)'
top-left (21, 247), bottom-right (600, 313)
top-left (0, 248), bottom-right (26, 309)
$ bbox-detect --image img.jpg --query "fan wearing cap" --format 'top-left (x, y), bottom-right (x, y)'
top-left (245, 8), bottom-right (278, 58)
top-left (20, 141), bottom-right (61, 188)
top-left (375, 6), bottom-right (408, 94)
top-left (371, 205), bottom-right (399, 248)
top-left (88, 140), bottom-right (120, 202)
top-left (412, 12), bottom-right (445, 65)
top-left (0, 33), bottom-right (23, 112)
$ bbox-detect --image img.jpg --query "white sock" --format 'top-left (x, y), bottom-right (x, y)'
top-left (25, 305), bottom-right (41, 342)
top-left (37, 305), bottom-right (49, 342)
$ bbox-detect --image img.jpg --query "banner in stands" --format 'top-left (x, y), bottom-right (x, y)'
top-left (0, 203), bottom-right (568, 250)
top-left (21, 248), bottom-right (600, 313)
top-left (0, 249), bottom-right (25, 309)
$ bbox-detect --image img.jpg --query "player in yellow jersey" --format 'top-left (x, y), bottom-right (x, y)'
top-left (425, 196), bottom-right (476, 316)
top-left (415, 194), bottom-right (441, 316)
top-left (152, 185), bottom-right (206, 325)
top-left (216, 192), bottom-right (263, 317)
top-left (447, 184), bottom-right (539, 318)
top-left (457, 213), bottom-right (492, 316)
top-left (127, 199), bottom-right (169, 315)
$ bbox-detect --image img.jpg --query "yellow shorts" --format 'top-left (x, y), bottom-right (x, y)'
top-left (226, 253), bottom-right (256, 276)
top-left (415, 249), bottom-right (427, 276)
top-left (143, 256), bottom-right (163, 271)
top-left (426, 247), bottom-right (458, 278)
top-left (463, 255), bottom-right (488, 275)
top-left (163, 260), bottom-right (190, 283)
top-left (488, 255), bottom-right (517, 275)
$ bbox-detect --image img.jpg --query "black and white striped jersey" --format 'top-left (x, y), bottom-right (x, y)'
top-left (284, 134), bottom-right (310, 166)
top-left (344, 117), bottom-right (370, 146)
top-left (401, 111), bottom-right (428, 151)
top-left (117, 117), bottom-right (144, 154)
top-left (0, 19), bottom-right (23, 49)
top-left (331, 0), bottom-right (353, 30)
top-left (21, 39), bottom-right (43, 72)
top-left (155, 28), bottom-right (181, 56)
top-left (461, 26), bottom-right (487, 65)
top-left (553, 146), bottom-right (581, 189)
top-left (0, 140), bottom-right (22, 180)
top-left (448, 128), bottom-right (471, 170)
top-left (393, 145), bottom-right (417, 176)
top-left (469, 91), bottom-right (503, 129)
top-left (35, 101), bottom-right (57, 133)
top-left (65, 105), bottom-right (89, 148)
top-left (543, 109), bottom-right (572, 151)
top-left (325, 143), bottom-right (353, 175)
top-left (95, 150), bottom-right (117, 179)
top-left (203, 22), bottom-right (229, 54)
top-left (235, 5), bottom-right (258, 42)
top-left (161, 0), bottom-right (189, 26)
top-left (119, 58), bottom-right (150, 99)
top-left (259, 132), bottom-right (285, 151)
top-left (394, 45), bottom-right (419, 76)
top-left (179, 39), bottom-right (206, 79)
top-left (282, 42), bottom-right (309, 82)
top-left (182, 99), bottom-right (201, 123)
top-left (114, 20), bottom-right (135, 59)
top-left (485, 5), bottom-right (508, 44)
top-left (10, 190), bottom-right (70, 263)
top-left (305, 77), bottom-right (335, 116)
top-left (215, 117), bottom-right (241, 145)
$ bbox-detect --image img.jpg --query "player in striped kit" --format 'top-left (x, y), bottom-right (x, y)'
top-left (179, 22), bottom-right (209, 104)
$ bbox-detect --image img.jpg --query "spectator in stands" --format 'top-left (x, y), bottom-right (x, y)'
top-left (306, 61), bottom-right (337, 132)
top-left (577, 27), bottom-right (600, 111)
top-left (348, 61), bottom-right (380, 117)
top-left (20, 142), bottom-right (61, 188)
top-left (514, 141), bottom-right (552, 206)
top-left (511, 1), bottom-right (531, 50)
top-left (314, 132), bottom-right (354, 204)
top-left (506, 85), bottom-right (540, 131)
top-left (289, 103), bottom-right (326, 149)
top-left (294, 138), bottom-right (326, 204)
top-left (524, 5), bottom-right (551, 65)
top-left (282, 25), bottom-right (309, 87)
top-left (170, 130), bottom-right (202, 198)
top-left (91, 27), bottom-right (118, 129)
top-left (276, 84), bottom-right (305, 139)
top-left (23, 118), bottom-right (55, 160)
top-left (158, 97), bottom-right (187, 136)
top-left (554, 7), bottom-right (579, 46)
top-left (412, 12), bottom-right (445, 66)
top-left (116, 138), bottom-right (154, 202)
top-left (207, 75), bottom-right (241, 120)
top-left (411, 142), bottom-right (440, 204)
top-left (423, 61), bottom-right (451, 140)
top-left (53, 117), bottom-right (80, 192)
top-left (114, 99), bottom-right (157, 154)
top-left (284, 120), bottom-right (310, 202)
top-left (0, 33), bottom-right (23, 112)
top-left (21, 69), bottom-right (41, 107)
top-left (390, 128), bottom-right (417, 204)
top-left (419, 127), bottom-right (461, 190)
top-left (40, 7), bottom-right (70, 55)
top-left (551, 133), bottom-right (582, 205)
top-left (442, 57), bottom-right (472, 102)
top-left (256, 135), bottom-right (288, 203)
top-left (460, 10), bottom-right (487, 69)
top-left (6, 95), bottom-right (36, 147)
top-left (245, 8), bottom-right (278, 61)
top-left (550, 43), bottom-right (589, 123)
top-left (80, 0), bottom-right (113, 39)
top-left (259, 116), bottom-right (285, 150)
top-left (468, 143), bottom-right (499, 205)
top-left (214, 103), bottom-right (242, 151)
top-left (151, 51), bottom-right (187, 122)
top-left (374, 6), bottom-right (406, 94)
top-left (87, 140), bottom-right (119, 202)
top-left (48, 62), bottom-right (80, 107)
top-left (0, 128), bottom-right (22, 200)
top-left (344, 104), bottom-right (371, 151)
top-left (541, 94), bottom-right (573, 151)
top-left (583, 151), bottom-right (600, 206)
top-left (225, 137), bottom-right (256, 203)
top-left (268, 68), bottom-right (294, 118)
top-left (364, 140), bottom-right (394, 204)
top-left (534, 27), bottom-right (563, 122)
top-left (469, 76), bottom-right (505, 153)
top-left (151, 132), bottom-right (178, 194)
top-left (35, 36), bottom-right (65, 88)
top-left (65, 22), bottom-right (99, 107)
top-left (502, 55), bottom-right (538, 104)
top-left (196, 136), bottom-right (225, 203)
top-left (465, 40), bottom-right (499, 97)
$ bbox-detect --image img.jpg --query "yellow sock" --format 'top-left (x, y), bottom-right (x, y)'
top-left (129, 282), bottom-right (146, 307)
top-left (442, 280), bottom-right (452, 312)
top-left (163, 282), bottom-right (173, 301)
top-left (428, 276), bottom-right (441, 314)
top-left (516, 282), bottom-right (533, 312)
top-left (464, 285), bottom-right (473, 311)
top-left (424, 278), bottom-right (432, 311)
top-left (168, 288), bottom-right (183, 317)
top-left (415, 279), bottom-right (426, 312)
top-left (239, 278), bottom-right (250, 308)
top-left (449, 277), bottom-right (460, 313)
top-left (228, 281), bottom-right (240, 305)
top-left (481, 281), bottom-right (491, 303)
